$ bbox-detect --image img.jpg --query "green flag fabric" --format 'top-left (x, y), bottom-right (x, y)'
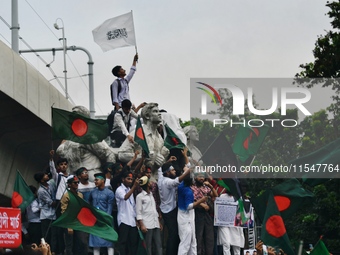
top-left (52, 191), bottom-right (118, 242)
top-left (232, 125), bottom-right (269, 162)
top-left (288, 138), bottom-right (340, 186)
top-left (52, 107), bottom-right (108, 144)
top-left (137, 228), bottom-right (148, 255)
top-left (251, 179), bottom-right (314, 223)
top-left (11, 170), bottom-right (35, 212)
top-left (261, 192), bottom-right (295, 255)
top-left (134, 117), bottom-right (150, 157)
top-left (310, 239), bottom-right (330, 255)
top-left (164, 124), bottom-right (186, 150)
top-left (237, 198), bottom-right (248, 225)
top-left (201, 129), bottom-right (241, 199)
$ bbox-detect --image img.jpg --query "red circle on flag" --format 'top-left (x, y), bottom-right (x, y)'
top-left (136, 128), bottom-right (144, 140)
top-left (77, 207), bottom-right (97, 226)
top-left (11, 192), bottom-right (23, 207)
top-left (274, 195), bottom-right (291, 211)
top-left (265, 215), bottom-right (286, 238)
top-left (71, 119), bottom-right (88, 137)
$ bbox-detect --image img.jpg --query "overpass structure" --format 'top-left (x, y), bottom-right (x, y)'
top-left (0, 40), bottom-right (73, 205)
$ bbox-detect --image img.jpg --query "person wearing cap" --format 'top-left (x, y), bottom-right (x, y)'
top-left (76, 167), bottom-right (95, 202)
top-left (111, 54), bottom-right (138, 110)
top-left (34, 172), bottom-right (57, 254)
top-left (191, 171), bottom-right (218, 255)
top-left (115, 171), bottom-right (140, 255)
top-left (157, 150), bottom-right (191, 255)
top-left (60, 175), bottom-right (88, 255)
top-left (136, 176), bottom-right (162, 255)
top-left (88, 172), bottom-right (115, 255)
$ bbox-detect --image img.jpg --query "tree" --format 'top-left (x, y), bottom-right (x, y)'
top-left (296, 1), bottom-right (340, 135)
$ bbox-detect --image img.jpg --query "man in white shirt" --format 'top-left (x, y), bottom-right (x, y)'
top-left (111, 54), bottom-right (138, 110)
top-left (76, 167), bottom-right (95, 202)
top-left (115, 171), bottom-right (140, 255)
top-left (136, 176), bottom-right (162, 255)
top-left (110, 99), bottom-right (138, 147)
top-left (158, 161), bottom-right (191, 255)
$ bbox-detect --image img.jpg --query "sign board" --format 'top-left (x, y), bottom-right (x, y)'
top-left (0, 207), bottom-right (21, 248)
top-left (214, 197), bottom-right (239, 227)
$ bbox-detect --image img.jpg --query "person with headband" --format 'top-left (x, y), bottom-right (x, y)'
top-left (88, 173), bottom-right (115, 255)
top-left (115, 171), bottom-right (140, 255)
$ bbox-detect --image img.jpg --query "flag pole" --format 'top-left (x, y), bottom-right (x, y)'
top-left (51, 105), bottom-right (54, 150)
top-left (131, 10), bottom-right (138, 54)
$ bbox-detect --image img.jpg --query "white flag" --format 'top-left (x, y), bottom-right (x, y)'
top-left (92, 12), bottom-right (136, 52)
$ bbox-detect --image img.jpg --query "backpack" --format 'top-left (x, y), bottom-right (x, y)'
top-left (110, 79), bottom-right (124, 107)
top-left (107, 110), bottom-right (132, 138)
top-left (107, 110), bottom-right (123, 136)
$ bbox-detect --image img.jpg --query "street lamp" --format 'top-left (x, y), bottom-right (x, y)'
top-left (54, 18), bottom-right (68, 99)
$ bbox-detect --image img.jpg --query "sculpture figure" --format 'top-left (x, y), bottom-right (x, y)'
top-left (118, 103), bottom-right (169, 177)
top-left (183, 125), bottom-right (203, 166)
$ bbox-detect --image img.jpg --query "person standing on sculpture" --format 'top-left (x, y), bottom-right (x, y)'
top-left (110, 99), bottom-right (138, 147)
top-left (111, 54), bottom-right (138, 110)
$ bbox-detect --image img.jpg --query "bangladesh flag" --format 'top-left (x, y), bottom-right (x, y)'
top-left (310, 239), bottom-right (329, 255)
top-left (137, 228), bottom-right (148, 255)
top-left (261, 192), bottom-right (295, 255)
top-left (11, 170), bottom-right (35, 212)
top-left (52, 191), bottom-right (118, 242)
top-left (251, 179), bottom-right (314, 223)
top-left (288, 138), bottom-right (340, 186)
top-left (164, 124), bottom-right (186, 150)
top-left (134, 117), bottom-right (150, 157)
top-left (201, 129), bottom-right (242, 199)
top-left (232, 125), bottom-right (269, 162)
top-left (52, 107), bottom-right (108, 144)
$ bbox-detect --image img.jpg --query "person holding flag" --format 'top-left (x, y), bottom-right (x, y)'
top-left (111, 54), bottom-right (139, 110)
top-left (60, 175), bottom-right (88, 255)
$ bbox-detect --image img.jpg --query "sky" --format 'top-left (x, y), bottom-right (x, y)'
top-left (0, 0), bottom-right (334, 121)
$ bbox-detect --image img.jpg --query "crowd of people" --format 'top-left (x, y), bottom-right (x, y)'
top-left (21, 54), bottom-right (251, 255)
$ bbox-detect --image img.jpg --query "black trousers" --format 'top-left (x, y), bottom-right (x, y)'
top-left (162, 208), bottom-right (180, 255)
top-left (111, 131), bottom-right (126, 147)
top-left (195, 209), bottom-right (214, 255)
top-left (118, 223), bottom-right (139, 255)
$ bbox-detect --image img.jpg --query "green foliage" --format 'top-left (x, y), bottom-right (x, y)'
top-left (296, 1), bottom-right (340, 119)
top-left (188, 80), bottom-right (340, 251)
